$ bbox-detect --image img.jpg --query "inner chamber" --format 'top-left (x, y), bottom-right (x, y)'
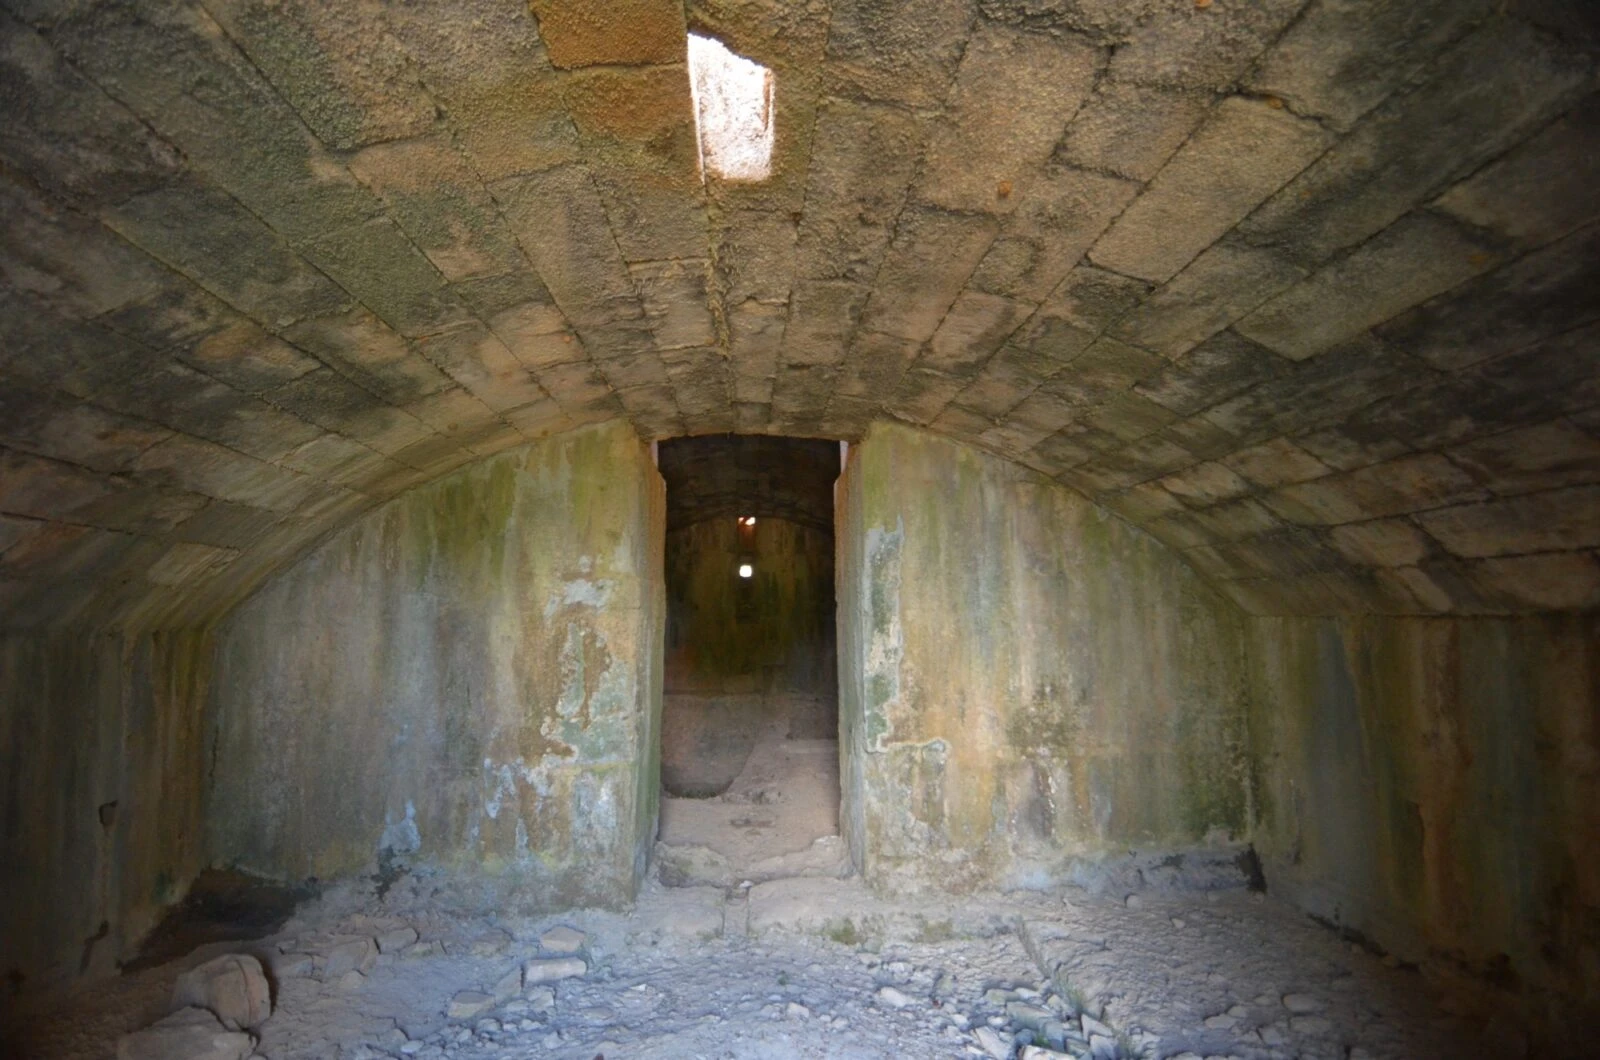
top-left (654, 435), bottom-right (846, 884)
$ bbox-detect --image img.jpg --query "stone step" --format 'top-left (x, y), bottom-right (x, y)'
top-left (655, 833), bottom-right (852, 888)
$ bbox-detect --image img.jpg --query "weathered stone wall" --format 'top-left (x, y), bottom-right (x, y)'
top-left (838, 422), bottom-right (1252, 891)
top-left (206, 422), bottom-right (664, 908)
top-left (0, 630), bottom-right (213, 993)
top-left (1247, 612), bottom-right (1600, 1033)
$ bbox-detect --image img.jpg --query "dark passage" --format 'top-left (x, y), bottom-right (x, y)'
top-left (654, 435), bottom-right (847, 884)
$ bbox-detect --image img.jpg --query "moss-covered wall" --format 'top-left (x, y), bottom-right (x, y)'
top-left (1248, 613), bottom-right (1600, 1034)
top-left (207, 422), bottom-right (664, 908)
top-left (0, 630), bottom-right (213, 993)
top-left (838, 423), bottom-right (1253, 892)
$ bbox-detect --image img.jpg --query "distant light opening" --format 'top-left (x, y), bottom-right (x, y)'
top-left (687, 32), bottom-right (774, 182)
top-left (738, 563), bottom-right (754, 579)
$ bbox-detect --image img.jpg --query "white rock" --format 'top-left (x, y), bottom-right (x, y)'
top-left (376, 927), bottom-right (419, 954)
top-left (269, 953), bottom-right (314, 979)
top-left (786, 1002), bottom-right (811, 1019)
top-left (1281, 992), bottom-right (1323, 1013)
top-left (171, 954), bottom-right (272, 1031)
top-left (539, 925), bottom-right (587, 954)
top-left (1124, 894), bottom-right (1144, 909)
top-left (876, 986), bottom-right (912, 1009)
top-left (974, 1026), bottom-right (1011, 1059)
top-left (323, 937), bottom-right (377, 979)
top-left (491, 965), bottom-right (522, 1001)
top-left (525, 985), bottom-right (556, 1011)
top-left (1081, 1014), bottom-right (1114, 1039)
top-left (447, 991), bottom-right (496, 1020)
top-left (117, 1007), bottom-right (253, 1060)
top-left (1088, 1033), bottom-right (1119, 1060)
top-left (334, 970), bottom-right (365, 992)
top-left (523, 957), bottom-right (586, 984)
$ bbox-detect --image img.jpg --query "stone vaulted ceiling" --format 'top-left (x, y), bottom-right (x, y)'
top-left (0, 0), bottom-right (1597, 630)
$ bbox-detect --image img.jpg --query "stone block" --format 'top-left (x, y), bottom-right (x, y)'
top-left (1247, 0), bottom-right (1493, 129)
top-left (1328, 519), bottom-right (1433, 568)
top-left (630, 259), bottom-right (715, 351)
top-left (522, 957), bottom-right (586, 984)
top-left (1416, 486), bottom-right (1600, 558)
top-left (382, 0), bottom-right (578, 181)
top-left (116, 1007), bottom-right (252, 1060)
top-left (284, 309), bottom-right (454, 405)
top-left (1220, 438), bottom-right (1332, 489)
top-left (0, 173), bottom-right (167, 320)
top-left (1469, 551), bottom-right (1600, 612)
top-left (133, 434), bottom-right (317, 513)
top-left (99, 359), bottom-right (322, 464)
top-left (49, 0), bottom-right (384, 242)
top-left (1448, 421), bottom-right (1600, 496)
top-left (492, 166), bottom-right (640, 332)
top-left (1266, 454), bottom-right (1488, 527)
top-left (782, 280), bottom-right (867, 365)
top-left (824, 0), bottom-right (972, 107)
top-left (1376, 223), bottom-right (1600, 371)
top-left (1239, 19), bottom-right (1592, 262)
top-left (923, 292), bottom-right (1032, 377)
top-left (171, 953), bottom-right (271, 1031)
top-left (886, 367), bottom-right (964, 426)
top-left (1134, 329), bottom-right (1287, 417)
top-left (1159, 462), bottom-right (1251, 508)
top-left (528, 0), bottom-right (684, 68)
top-left (1090, 97), bottom-right (1334, 283)
top-left (1237, 213), bottom-right (1502, 362)
top-left (967, 166), bottom-right (1139, 303)
top-left (1293, 422), bottom-right (1411, 472)
top-left (1083, 391), bottom-right (1177, 442)
top-left (0, 447), bottom-right (118, 522)
top-left (347, 136), bottom-right (527, 283)
top-left (0, 383), bottom-right (171, 473)
top-left (1052, 78), bottom-right (1213, 181)
top-left (1108, 0), bottom-right (1303, 90)
top-left (0, 11), bottom-right (179, 208)
top-left (859, 207), bottom-right (998, 343)
top-left (1110, 240), bottom-right (1307, 360)
top-left (795, 101), bottom-right (923, 283)
top-left (182, 319), bottom-right (321, 395)
top-left (297, 216), bottom-right (464, 338)
top-left (916, 22), bottom-right (1098, 215)
top-left (203, 0), bottom-right (435, 150)
top-left (715, 209), bottom-right (797, 305)
top-left (1471, 321), bottom-right (1600, 416)
top-left (1434, 93), bottom-right (1600, 249)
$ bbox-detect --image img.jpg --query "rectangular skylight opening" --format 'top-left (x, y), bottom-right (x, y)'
top-left (687, 33), bottom-right (774, 182)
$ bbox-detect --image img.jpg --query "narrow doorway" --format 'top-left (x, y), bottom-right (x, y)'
top-left (653, 435), bottom-right (847, 885)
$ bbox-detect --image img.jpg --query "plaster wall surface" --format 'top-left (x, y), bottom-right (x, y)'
top-left (838, 422), bottom-right (1253, 892)
top-left (1248, 611), bottom-right (1600, 1033)
top-left (206, 421), bottom-right (664, 909)
top-left (0, 630), bottom-right (213, 993)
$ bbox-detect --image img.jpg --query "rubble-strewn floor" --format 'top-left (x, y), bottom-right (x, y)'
top-left (2, 866), bottom-right (1485, 1060)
